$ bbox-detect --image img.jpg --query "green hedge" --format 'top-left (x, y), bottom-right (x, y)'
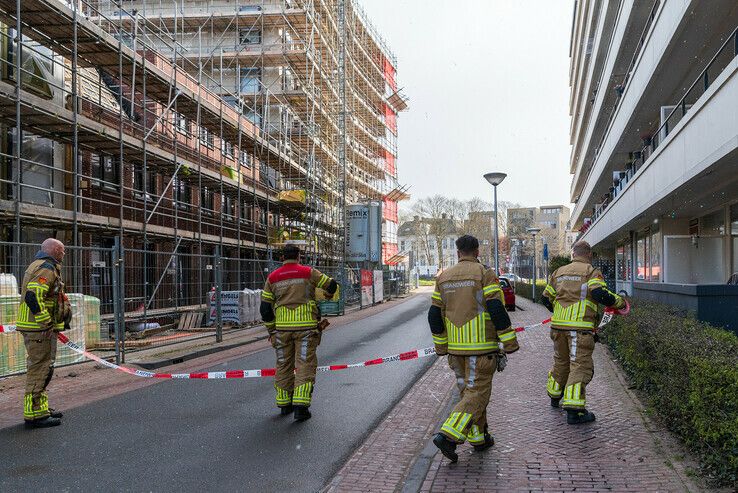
top-left (514, 281), bottom-right (547, 303)
top-left (602, 300), bottom-right (738, 487)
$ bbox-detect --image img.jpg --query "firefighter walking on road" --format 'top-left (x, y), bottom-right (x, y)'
top-left (541, 240), bottom-right (626, 425)
top-left (260, 244), bottom-right (338, 422)
top-left (17, 238), bottom-right (72, 429)
top-left (429, 235), bottom-right (519, 463)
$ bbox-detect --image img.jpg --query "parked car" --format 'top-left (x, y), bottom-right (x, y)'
top-left (499, 276), bottom-right (516, 311)
top-left (502, 273), bottom-right (522, 285)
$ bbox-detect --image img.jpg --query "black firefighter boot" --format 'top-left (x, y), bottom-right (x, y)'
top-left (472, 433), bottom-right (495, 452)
top-left (49, 408), bottom-right (64, 419)
top-left (566, 409), bottom-right (596, 425)
top-left (293, 405), bottom-right (312, 422)
top-left (550, 397), bottom-right (561, 408)
top-left (279, 404), bottom-right (294, 416)
top-left (432, 433), bottom-right (458, 463)
top-left (25, 416), bottom-right (62, 429)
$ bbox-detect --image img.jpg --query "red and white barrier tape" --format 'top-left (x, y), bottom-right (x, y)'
top-left (0, 318), bottom-right (553, 380)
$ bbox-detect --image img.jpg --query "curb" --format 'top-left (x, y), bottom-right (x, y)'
top-left (401, 387), bottom-right (456, 493)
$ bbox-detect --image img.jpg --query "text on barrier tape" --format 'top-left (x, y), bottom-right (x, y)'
top-left (1, 318), bottom-right (552, 379)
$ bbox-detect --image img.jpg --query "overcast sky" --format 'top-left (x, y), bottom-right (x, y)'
top-left (361, 0), bottom-right (575, 209)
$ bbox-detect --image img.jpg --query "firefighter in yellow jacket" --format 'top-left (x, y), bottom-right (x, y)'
top-left (541, 240), bottom-right (625, 424)
top-left (429, 235), bottom-right (519, 462)
top-left (260, 244), bottom-right (338, 422)
top-left (17, 238), bottom-right (71, 429)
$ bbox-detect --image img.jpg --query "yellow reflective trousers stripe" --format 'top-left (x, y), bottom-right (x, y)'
top-left (292, 382), bottom-right (313, 405)
top-left (441, 411), bottom-right (472, 441)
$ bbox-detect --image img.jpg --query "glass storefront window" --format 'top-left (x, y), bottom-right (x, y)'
top-left (616, 245), bottom-right (626, 281)
top-left (650, 226), bottom-right (661, 282)
top-left (636, 233), bottom-right (647, 281)
top-left (732, 204), bottom-right (738, 274)
top-left (701, 209), bottom-right (725, 235)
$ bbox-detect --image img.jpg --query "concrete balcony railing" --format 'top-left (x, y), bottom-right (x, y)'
top-left (571, 0), bottom-right (695, 225)
top-left (579, 53), bottom-right (738, 247)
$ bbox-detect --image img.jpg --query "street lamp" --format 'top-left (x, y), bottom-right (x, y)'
top-left (527, 227), bottom-right (541, 300)
top-left (483, 172), bottom-right (507, 274)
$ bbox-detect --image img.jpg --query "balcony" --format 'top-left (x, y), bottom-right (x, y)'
top-left (572, 2), bottom-right (738, 225)
top-left (579, 30), bottom-right (738, 247)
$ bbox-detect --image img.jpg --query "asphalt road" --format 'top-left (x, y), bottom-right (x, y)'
top-left (0, 295), bottom-right (434, 493)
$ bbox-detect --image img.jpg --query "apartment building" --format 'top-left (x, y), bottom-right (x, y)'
top-left (507, 205), bottom-right (571, 256)
top-left (398, 215), bottom-right (461, 277)
top-left (568, 0), bottom-right (738, 328)
top-left (0, 0), bottom-right (406, 320)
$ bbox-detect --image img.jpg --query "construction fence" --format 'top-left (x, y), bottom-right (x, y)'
top-left (0, 240), bottom-right (410, 376)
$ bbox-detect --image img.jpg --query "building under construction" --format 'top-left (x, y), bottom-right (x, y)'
top-left (0, 0), bottom-right (408, 323)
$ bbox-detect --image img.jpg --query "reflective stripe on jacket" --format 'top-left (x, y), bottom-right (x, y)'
top-left (17, 255), bottom-right (64, 331)
top-left (431, 257), bottom-right (516, 355)
top-left (262, 260), bottom-right (334, 331)
top-left (543, 257), bottom-right (622, 330)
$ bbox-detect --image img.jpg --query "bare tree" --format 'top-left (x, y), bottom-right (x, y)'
top-left (412, 195), bottom-right (458, 269)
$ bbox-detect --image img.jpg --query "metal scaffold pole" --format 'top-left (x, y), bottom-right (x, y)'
top-left (338, 0), bottom-right (348, 314)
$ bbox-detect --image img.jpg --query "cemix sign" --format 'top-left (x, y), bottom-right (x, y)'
top-left (346, 202), bottom-right (382, 262)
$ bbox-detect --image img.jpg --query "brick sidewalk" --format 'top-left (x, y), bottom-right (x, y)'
top-left (329, 297), bottom-right (703, 493)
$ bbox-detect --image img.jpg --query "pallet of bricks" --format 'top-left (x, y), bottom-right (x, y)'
top-left (0, 274), bottom-right (101, 377)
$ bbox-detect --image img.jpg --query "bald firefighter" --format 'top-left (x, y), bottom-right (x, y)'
top-left (429, 235), bottom-right (519, 462)
top-left (17, 238), bottom-right (71, 428)
top-left (260, 244), bottom-right (338, 422)
top-left (541, 240), bottom-right (625, 424)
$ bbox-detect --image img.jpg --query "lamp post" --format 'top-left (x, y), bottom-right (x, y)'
top-left (527, 227), bottom-right (541, 300)
top-left (483, 172), bottom-right (507, 274)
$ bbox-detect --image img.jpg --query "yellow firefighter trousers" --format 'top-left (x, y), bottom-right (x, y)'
top-left (547, 329), bottom-right (595, 410)
top-left (439, 354), bottom-right (496, 445)
top-left (273, 329), bottom-right (321, 408)
top-left (22, 330), bottom-right (58, 421)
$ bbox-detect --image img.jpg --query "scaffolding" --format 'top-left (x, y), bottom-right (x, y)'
top-left (0, 0), bottom-right (408, 333)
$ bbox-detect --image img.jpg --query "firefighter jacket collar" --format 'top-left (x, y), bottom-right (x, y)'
top-left (457, 256), bottom-right (479, 264)
top-left (283, 259), bottom-right (299, 265)
top-left (571, 256), bottom-right (590, 265)
top-left (34, 251), bottom-right (59, 265)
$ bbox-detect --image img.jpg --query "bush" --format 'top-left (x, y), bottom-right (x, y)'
top-left (514, 280), bottom-right (547, 303)
top-left (548, 255), bottom-right (571, 274)
top-left (602, 300), bottom-right (738, 487)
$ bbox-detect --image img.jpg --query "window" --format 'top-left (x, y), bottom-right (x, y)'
top-left (636, 232), bottom-right (647, 280)
top-left (541, 207), bottom-right (560, 214)
top-left (91, 153), bottom-right (119, 191)
top-left (240, 68), bottom-right (261, 94)
top-left (174, 113), bottom-right (188, 135)
top-left (730, 204), bottom-right (738, 274)
top-left (239, 28), bottom-right (261, 45)
top-left (173, 178), bottom-right (191, 210)
top-left (222, 140), bottom-right (234, 158)
top-left (650, 226), bottom-right (661, 282)
top-left (241, 202), bottom-right (253, 223)
top-left (199, 127), bottom-right (214, 148)
top-left (200, 186), bottom-right (214, 213)
top-left (279, 66), bottom-right (297, 91)
top-left (239, 150), bottom-right (252, 168)
top-left (223, 195), bottom-right (235, 219)
top-left (701, 209), bottom-right (725, 235)
top-left (133, 166), bottom-right (156, 197)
